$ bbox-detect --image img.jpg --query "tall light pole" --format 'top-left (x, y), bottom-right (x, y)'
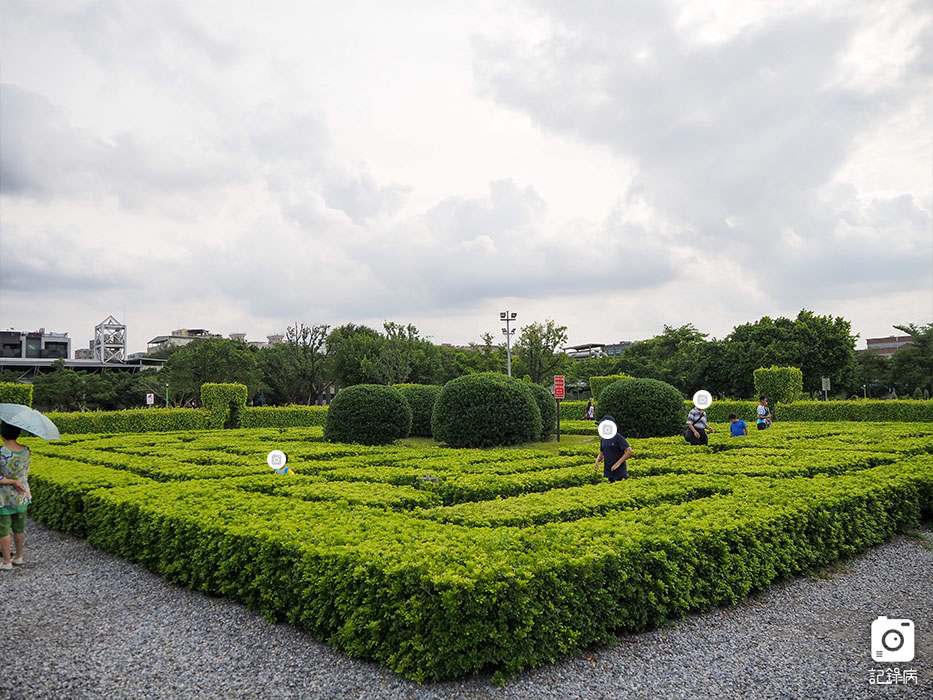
top-left (500, 310), bottom-right (517, 378)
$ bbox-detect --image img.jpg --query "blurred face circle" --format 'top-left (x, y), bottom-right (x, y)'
top-left (693, 390), bottom-right (713, 410)
top-left (598, 420), bottom-right (618, 439)
top-left (267, 450), bottom-right (287, 470)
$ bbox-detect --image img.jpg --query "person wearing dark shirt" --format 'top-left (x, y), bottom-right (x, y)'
top-left (594, 415), bottom-right (633, 482)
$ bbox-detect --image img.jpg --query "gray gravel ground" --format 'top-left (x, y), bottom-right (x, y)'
top-left (3, 517), bottom-right (931, 700)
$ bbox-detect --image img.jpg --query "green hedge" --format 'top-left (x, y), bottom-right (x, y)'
top-left (201, 382), bottom-right (248, 429)
top-left (560, 400), bottom-right (588, 420)
top-left (240, 405), bottom-right (328, 428)
top-left (597, 378), bottom-right (687, 438)
top-left (526, 382), bottom-right (558, 440)
top-left (393, 384), bottom-right (443, 437)
top-left (589, 374), bottom-right (634, 401)
top-left (325, 384), bottom-right (411, 445)
top-left (28, 446), bottom-right (933, 682)
top-left (698, 399), bottom-right (933, 423)
top-left (753, 366), bottom-right (803, 404)
top-left (47, 408), bottom-right (211, 434)
top-left (432, 373), bottom-right (541, 448)
top-left (0, 382), bottom-right (33, 407)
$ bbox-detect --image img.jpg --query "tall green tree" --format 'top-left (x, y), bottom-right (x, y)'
top-left (889, 323), bottom-right (933, 395)
top-left (259, 323), bottom-right (331, 404)
top-left (514, 319), bottom-right (570, 384)
top-left (163, 338), bottom-right (262, 406)
top-left (326, 324), bottom-right (385, 388)
top-left (724, 310), bottom-right (857, 397)
top-left (33, 359), bottom-right (84, 411)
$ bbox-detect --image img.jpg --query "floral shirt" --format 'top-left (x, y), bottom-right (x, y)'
top-left (0, 445), bottom-right (31, 513)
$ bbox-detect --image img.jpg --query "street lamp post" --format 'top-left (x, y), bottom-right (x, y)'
top-left (500, 310), bottom-right (517, 378)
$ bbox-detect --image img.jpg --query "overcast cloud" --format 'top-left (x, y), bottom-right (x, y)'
top-left (1, 0), bottom-right (930, 353)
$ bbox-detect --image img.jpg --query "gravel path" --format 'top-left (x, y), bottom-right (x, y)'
top-left (3, 518), bottom-right (931, 700)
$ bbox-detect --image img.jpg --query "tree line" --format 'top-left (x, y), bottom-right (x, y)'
top-left (3, 312), bottom-right (929, 412)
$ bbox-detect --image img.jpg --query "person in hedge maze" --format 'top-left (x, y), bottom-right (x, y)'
top-left (757, 396), bottom-right (773, 430)
top-left (728, 413), bottom-right (748, 437)
top-left (685, 405), bottom-right (714, 445)
top-left (594, 415), bottom-right (633, 482)
top-left (0, 422), bottom-right (31, 571)
top-left (584, 400), bottom-right (596, 421)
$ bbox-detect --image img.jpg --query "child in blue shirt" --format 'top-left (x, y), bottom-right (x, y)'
top-left (729, 413), bottom-right (748, 437)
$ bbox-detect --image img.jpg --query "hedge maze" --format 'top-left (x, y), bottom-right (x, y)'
top-left (27, 422), bottom-right (933, 682)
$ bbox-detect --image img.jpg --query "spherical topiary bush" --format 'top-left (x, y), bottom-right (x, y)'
top-left (393, 384), bottom-right (443, 437)
top-left (324, 384), bottom-right (411, 445)
top-left (525, 382), bottom-right (557, 440)
top-left (596, 378), bottom-right (686, 438)
top-left (432, 373), bottom-right (542, 448)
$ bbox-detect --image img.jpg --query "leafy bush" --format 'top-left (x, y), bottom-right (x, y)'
top-left (561, 400), bottom-right (588, 419)
top-left (596, 378), bottom-right (686, 438)
top-left (432, 373), bottom-right (542, 447)
top-left (0, 382), bottom-right (33, 407)
top-left (700, 399), bottom-right (933, 423)
top-left (589, 374), bottom-right (634, 401)
top-left (753, 366), bottom-right (803, 404)
top-left (525, 382), bottom-right (557, 440)
top-left (48, 408), bottom-right (210, 434)
top-left (201, 382), bottom-right (248, 429)
top-left (393, 384), bottom-right (442, 437)
top-left (240, 405), bottom-right (328, 428)
top-left (324, 384), bottom-right (411, 445)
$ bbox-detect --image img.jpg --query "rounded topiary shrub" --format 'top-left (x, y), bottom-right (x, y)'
top-left (393, 384), bottom-right (443, 437)
top-left (525, 382), bottom-right (557, 440)
top-left (596, 378), bottom-right (686, 438)
top-left (324, 384), bottom-right (412, 446)
top-left (432, 373), bottom-right (542, 448)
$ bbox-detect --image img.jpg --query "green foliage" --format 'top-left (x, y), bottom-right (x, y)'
top-left (890, 323), bottom-right (933, 396)
top-left (589, 374), bottom-right (635, 401)
top-left (596, 378), bottom-right (686, 438)
top-left (514, 319), bottom-right (570, 384)
top-left (164, 338), bottom-right (262, 406)
top-left (33, 359), bottom-right (84, 411)
top-left (47, 408), bottom-right (211, 434)
top-left (201, 383), bottom-right (248, 429)
top-left (560, 400), bottom-right (588, 419)
top-left (726, 310), bottom-right (857, 397)
top-left (393, 384), bottom-right (442, 437)
top-left (25, 423), bottom-right (933, 683)
top-left (432, 372), bottom-right (542, 447)
top-left (699, 399), bottom-right (933, 423)
top-left (257, 323), bottom-right (330, 405)
top-left (324, 384), bottom-right (411, 445)
top-left (525, 382), bottom-right (558, 439)
top-left (0, 382), bottom-right (33, 407)
top-left (753, 366), bottom-right (803, 404)
top-left (240, 405), bottom-right (329, 428)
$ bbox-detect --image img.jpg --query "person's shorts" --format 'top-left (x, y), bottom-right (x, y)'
top-left (757, 422), bottom-right (768, 430)
top-left (0, 510), bottom-right (27, 537)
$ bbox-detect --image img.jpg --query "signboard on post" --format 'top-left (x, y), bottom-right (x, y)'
top-left (146, 393), bottom-right (155, 406)
top-left (554, 376), bottom-right (565, 442)
top-left (821, 377), bottom-right (831, 401)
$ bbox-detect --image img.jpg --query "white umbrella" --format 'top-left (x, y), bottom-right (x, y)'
top-left (0, 403), bottom-right (62, 441)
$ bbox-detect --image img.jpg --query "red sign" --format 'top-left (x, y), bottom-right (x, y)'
top-left (554, 375), bottom-right (565, 400)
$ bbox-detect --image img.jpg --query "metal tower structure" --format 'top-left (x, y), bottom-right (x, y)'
top-left (94, 315), bottom-right (127, 363)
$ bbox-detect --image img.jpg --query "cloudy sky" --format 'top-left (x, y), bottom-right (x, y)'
top-left (1, 0), bottom-right (930, 354)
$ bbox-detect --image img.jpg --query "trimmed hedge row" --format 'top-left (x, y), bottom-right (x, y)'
top-left (0, 382), bottom-right (33, 407)
top-left (589, 374), bottom-right (634, 401)
top-left (201, 383), bottom-right (248, 429)
top-left (47, 408), bottom-right (211, 434)
top-left (240, 405), bottom-right (328, 428)
top-left (697, 399), bottom-right (933, 423)
top-left (28, 449), bottom-right (933, 682)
